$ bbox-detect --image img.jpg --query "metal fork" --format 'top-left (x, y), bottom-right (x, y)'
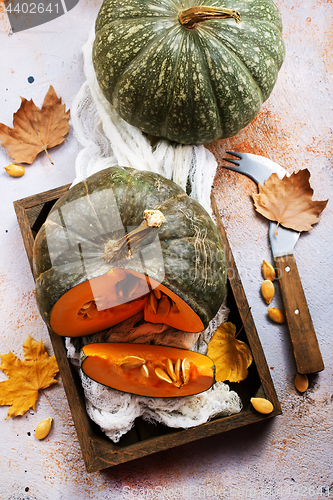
top-left (220, 151), bottom-right (324, 375)
top-left (222, 151), bottom-right (287, 184)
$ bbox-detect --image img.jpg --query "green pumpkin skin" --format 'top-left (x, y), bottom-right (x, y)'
top-left (33, 166), bottom-right (227, 336)
top-left (92, 0), bottom-right (285, 145)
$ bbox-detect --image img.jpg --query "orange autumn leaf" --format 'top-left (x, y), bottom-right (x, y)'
top-left (252, 169), bottom-right (328, 232)
top-left (0, 335), bottom-right (59, 419)
top-left (0, 85), bottom-right (70, 164)
top-left (207, 322), bottom-right (253, 383)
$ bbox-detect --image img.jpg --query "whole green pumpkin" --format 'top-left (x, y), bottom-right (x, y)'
top-left (92, 0), bottom-right (285, 145)
top-left (33, 167), bottom-right (226, 337)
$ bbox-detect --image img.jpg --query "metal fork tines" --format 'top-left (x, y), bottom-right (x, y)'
top-left (222, 151), bottom-right (287, 185)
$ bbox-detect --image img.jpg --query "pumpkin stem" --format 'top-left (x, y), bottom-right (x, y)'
top-left (104, 209), bottom-right (165, 263)
top-left (179, 6), bottom-right (241, 29)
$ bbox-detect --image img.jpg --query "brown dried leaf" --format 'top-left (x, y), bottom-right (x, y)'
top-left (0, 85), bottom-right (70, 164)
top-left (207, 322), bottom-right (253, 383)
top-left (252, 169), bottom-right (328, 232)
top-left (0, 335), bottom-right (59, 419)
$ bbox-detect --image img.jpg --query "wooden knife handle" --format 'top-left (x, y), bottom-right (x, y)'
top-left (274, 254), bottom-right (324, 374)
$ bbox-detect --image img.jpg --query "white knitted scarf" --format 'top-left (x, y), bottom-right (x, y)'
top-left (66, 28), bottom-right (242, 443)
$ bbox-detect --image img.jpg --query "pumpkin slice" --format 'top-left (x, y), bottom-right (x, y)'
top-left (80, 343), bottom-right (215, 397)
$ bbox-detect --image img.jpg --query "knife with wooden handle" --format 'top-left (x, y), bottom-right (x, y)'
top-left (269, 224), bottom-right (324, 374)
top-left (222, 152), bottom-right (324, 375)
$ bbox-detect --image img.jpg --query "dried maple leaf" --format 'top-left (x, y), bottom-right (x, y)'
top-left (207, 322), bottom-right (253, 383)
top-left (0, 335), bottom-right (59, 419)
top-left (252, 169), bottom-right (328, 232)
top-left (0, 85), bottom-right (70, 164)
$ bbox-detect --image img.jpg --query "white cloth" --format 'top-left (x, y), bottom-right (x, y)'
top-left (71, 29), bottom-right (218, 216)
top-left (67, 28), bottom-right (242, 443)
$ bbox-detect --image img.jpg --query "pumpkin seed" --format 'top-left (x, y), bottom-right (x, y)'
top-left (81, 301), bottom-right (93, 310)
top-left (86, 302), bottom-right (99, 318)
top-left (153, 288), bottom-right (162, 300)
top-left (262, 260), bottom-right (276, 281)
top-left (35, 417), bottom-right (53, 440)
top-left (4, 163), bottom-right (25, 177)
top-left (157, 294), bottom-right (171, 318)
top-left (268, 307), bottom-right (286, 324)
top-left (140, 364), bottom-right (150, 378)
top-left (166, 358), bottom-right (177, 382)
top-left (181, 358), bottom-right (191, 385)
top-left (174, 358), bottom-right (182, 385)
top-left (119, 355), bottom-right (146, 370)
top-left (261, 280), bottom-right (275, 304)
top-left (250, 397), bottom-right (274, 414)
top-left (294, 373), bottom-right (309, 393)
top-left (171, 301), bottom-right (180, 314)
top-left (78, 312), bottom-right (88, 320)
top-left (155, 367), bottom-right (173, 384)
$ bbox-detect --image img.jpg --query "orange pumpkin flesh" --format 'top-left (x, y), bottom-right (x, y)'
top-left (81, 343), bottom-right (215, 397)
top-left (50, 268), bottom-right (204, 337)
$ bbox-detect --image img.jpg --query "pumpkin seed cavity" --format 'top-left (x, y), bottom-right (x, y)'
top-left (116, 273), bottom-right (146, 301)
top-left (77, 274), bottom-right (147, 320)
top-left (148, 290), bottom-right (180, 318)
top-left (76, 278), bottom-right (180, 328)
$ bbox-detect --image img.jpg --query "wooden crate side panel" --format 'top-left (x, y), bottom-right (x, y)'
top-left (13, 185), bottom-right (70, 271)
top-left (87, 406), bottom-right (278, 472)
top-left (13, 201), bottom-right (36, 271)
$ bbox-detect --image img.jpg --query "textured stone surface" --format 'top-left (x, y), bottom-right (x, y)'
top-left (0, 0), bottom-right (332, 498)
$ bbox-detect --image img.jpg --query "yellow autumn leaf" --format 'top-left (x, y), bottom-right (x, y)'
top-left (0, 335), bottom-right (59, 419)
top-left (207, 322), bottom-right (253, 383)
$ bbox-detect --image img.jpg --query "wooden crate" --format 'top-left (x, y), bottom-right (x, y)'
top-left (13, 185), bottom-right (281, 473)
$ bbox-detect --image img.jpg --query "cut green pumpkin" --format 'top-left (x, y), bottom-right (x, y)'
top-left (33, 166), bottom-right (226, 337)
top-left (80, 343), bottom-right (216, 397)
